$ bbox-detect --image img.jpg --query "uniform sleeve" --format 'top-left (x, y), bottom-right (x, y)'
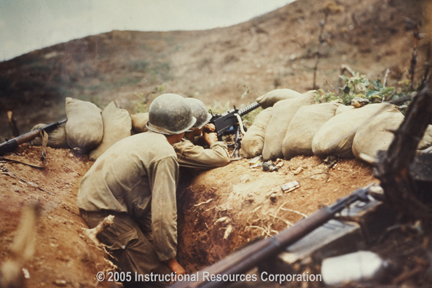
top-left (175, 141), bottom-right (230, 169)
top-left (148, 156), bottom-right (179, 261)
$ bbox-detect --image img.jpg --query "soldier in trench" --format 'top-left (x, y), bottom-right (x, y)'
top-left (77, 93), bottom-right (194, 287)
top-left (173, 98), bottom-right (230, 169)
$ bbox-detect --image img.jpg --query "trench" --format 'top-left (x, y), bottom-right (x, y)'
top-left (175, 156), bottom-right (376, 273)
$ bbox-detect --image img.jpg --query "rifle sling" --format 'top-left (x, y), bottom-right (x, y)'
top-left (1, 130), bottom-right (49, 169)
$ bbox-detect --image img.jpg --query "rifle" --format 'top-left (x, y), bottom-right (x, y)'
top-left (169, 183), bottom-right (375, 288)
top-left (208, 102), bottom-right (260, 160)
top-left (0, 119), bottom-right (67, 156)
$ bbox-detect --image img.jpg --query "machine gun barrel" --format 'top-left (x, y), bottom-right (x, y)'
top-left (238, 102), bottom-right (260, 117)
top-left (210, 102), bottom-right (260, 137)
top-left (169, 184), bottom-right (374, 288)
top-left (208, 101), bottom-right (260, 160)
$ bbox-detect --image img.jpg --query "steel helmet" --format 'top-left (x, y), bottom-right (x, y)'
top-left (147, 93), bottom-right (196, 134)
top-left (185, 98), bottom-right (212, 130)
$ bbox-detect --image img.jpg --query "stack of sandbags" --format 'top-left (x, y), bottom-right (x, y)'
top-left (312, 103), bottom-right (398, 159)
top-left (256, 89), bottom-right (301, 109)
top-left (28, 124), bottom-right (68, 148)
top-left (65, 97), bottom-right (103, 154)
top-left (131, 112), bottom-right (149, 134)
top-left (262, 90), bottom-right (317, 160)
top-left (354, 115), bottom-right (432, 160)
top-left (89, 101), bottom-right (132, 160)
top-left (240, 107), bottom-right (273, 158)
top-left (282, 102), bottom-right (339, 159)
top-left (352, 110), bottom-right (404, 160)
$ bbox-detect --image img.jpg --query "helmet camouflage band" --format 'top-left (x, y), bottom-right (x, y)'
top-left (147, 93), bottom-right (196, 135)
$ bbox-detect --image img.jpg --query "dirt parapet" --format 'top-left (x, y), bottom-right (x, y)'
top-left (177, 156), bottom-right (377, 272)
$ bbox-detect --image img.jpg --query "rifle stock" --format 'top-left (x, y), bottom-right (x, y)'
top-left (0, 119), bottom-right (67, 156)
top-left (170, 184), bottom-right (374, 288)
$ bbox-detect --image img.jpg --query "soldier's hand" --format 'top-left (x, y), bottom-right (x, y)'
top-left (204, 132), bottom-right (218, 146)
top-left (203, 123), bottom-right (215, 132)
top-left (167, 258), bottom-right (185, 276)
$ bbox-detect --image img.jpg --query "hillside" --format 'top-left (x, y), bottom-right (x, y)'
top-left (1, 1), bottom-right (432, 287)
top-left (0, 0), bottom-right (427, 138)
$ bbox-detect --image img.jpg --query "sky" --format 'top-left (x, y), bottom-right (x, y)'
top-left (0, 0), bottom-right (295, 61)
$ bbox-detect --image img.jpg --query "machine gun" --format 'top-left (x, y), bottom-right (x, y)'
top-left (169, 183), bottom-right (375, 288)
top-left (0, 119), bottom-right (67, 156)
top-left (207, 102), bottom-right (260, 160)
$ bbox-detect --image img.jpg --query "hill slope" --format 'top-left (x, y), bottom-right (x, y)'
top-left (0, 0), bottom-right (426, 138)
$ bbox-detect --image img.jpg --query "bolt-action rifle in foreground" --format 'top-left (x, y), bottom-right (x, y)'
top-left (0, 119), bottom-right (67, 156)
top-left (207, 102), bottom-right (260, 159)
top-left (170, 183), bottom-right (375, 288)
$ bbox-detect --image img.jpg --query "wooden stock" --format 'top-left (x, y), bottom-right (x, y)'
top-left (0, 119), bottom-right (66, 156)
top-left (0, 130), bottom-right (40, 156)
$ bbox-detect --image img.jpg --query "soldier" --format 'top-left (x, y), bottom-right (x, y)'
top-left (173, 98), bottom-right (230, 169)
top-left (77, 94), bottom-right (195, 287)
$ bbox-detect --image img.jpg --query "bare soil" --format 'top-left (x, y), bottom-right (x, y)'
top-left (0, 146), bottom-right (110, 288)
top-left (177, 156), bottom-right (376, 273)
top-left (1, 134), bottom-right (431, 287)
top-left (0, 144), bottom-right (377, 287)
top-left (0, 0), bottom-right (431, 287)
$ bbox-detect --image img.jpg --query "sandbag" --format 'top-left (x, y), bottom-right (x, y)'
top-left (240, 107), bottom-right (273, 158)
top-left (335, 104), bottom-right (354, 115)
top-left (28, 124), bottom-right (68, 148)
top-left (312, 103), bottom-right (399, 159)
top-left (89, 101), bottom-right (132, 160)
top-left (352, 111), bottom-right (404, 160)
top-left (131, 112), bottom-right (149, 134)
top-left (65, 97), bottom-right (103, 154)
top-left (262, 90), bottom-right (317, 160)
top-left (256, 89), bottom-right (302, 109)
top-left (282, 103), bottom-right (338, 159)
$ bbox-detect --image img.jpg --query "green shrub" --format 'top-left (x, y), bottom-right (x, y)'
top-left (317, 71), bottom-right (415, 113)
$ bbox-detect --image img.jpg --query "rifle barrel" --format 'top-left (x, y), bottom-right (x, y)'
top-left (0, 119), bottom-right (67, 156)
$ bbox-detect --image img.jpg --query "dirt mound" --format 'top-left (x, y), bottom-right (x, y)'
top-left (0, 146), bottom-right (111, 288)
top-left (177, 156), bottom-right (377, 272)
top-left (2, 141), bottom-right (432, 287)
top-left (0, 144), bottom-right (376, 286)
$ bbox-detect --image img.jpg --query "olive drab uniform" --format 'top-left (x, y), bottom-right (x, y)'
top-left (173, 139), bottom-right (230, 169)
top-left (77, 132), bottom-right (179, 282)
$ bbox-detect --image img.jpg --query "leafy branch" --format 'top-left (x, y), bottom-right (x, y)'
top-left (316, 71), bottom-right (415, 113)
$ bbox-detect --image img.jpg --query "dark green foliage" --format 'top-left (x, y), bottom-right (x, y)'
top-left (316, 71), bottom-right (415, 113)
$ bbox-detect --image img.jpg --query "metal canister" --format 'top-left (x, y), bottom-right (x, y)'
top-left (321, 251), bottom-right (388, 286)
